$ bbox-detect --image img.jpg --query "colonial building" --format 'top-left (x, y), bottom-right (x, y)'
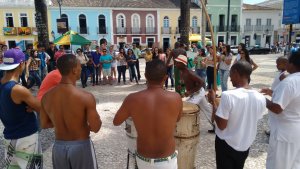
top-left (0, 0), bottom-right (41, 49)
top-left (242, 4), bottom-right (282, 47)
top-left (205, 0), bottom-right (242, 45)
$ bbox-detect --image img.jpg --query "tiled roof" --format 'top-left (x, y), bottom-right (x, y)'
top-left (243, 3), bottom-right (280, 10)
top-left (50, 0), bottom-right (200, 9)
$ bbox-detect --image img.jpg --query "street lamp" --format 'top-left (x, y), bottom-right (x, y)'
top-left (226, 0), bottom-right (231, 44)
top-left (57, 0), bottom-right (62, 18)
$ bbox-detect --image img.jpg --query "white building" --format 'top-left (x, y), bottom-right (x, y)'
top-left (241, 3), bottom-right (283, 47)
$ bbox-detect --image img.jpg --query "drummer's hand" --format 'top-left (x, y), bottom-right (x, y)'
top-left (260, 88), bottom-right (272, 96)
top-left (207, 89), bottom-right (216, 103)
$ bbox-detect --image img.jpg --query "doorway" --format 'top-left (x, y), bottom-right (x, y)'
top-left (163, 38), bottom-right (170, 52)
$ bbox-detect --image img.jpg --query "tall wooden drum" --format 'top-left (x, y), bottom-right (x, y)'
top-left (175, 101), bottom-right (200, 169)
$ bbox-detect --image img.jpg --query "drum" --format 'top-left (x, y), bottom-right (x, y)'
top-left (125, 118), bottom-right (137, 138)
top-left (174, 101), bottom-right (200, 138)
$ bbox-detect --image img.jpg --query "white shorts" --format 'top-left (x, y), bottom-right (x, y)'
top-left (2, 133), bottom-right (42, 169)
top-left (102, 68), bottom-right (111, 77)
top-left (266, 135), bottom-right (300, 169)
top-left (136, 151), bottom-right (178, 169)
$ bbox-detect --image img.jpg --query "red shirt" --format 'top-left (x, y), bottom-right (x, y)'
top-left (37, 69), bottom-right (62, 101)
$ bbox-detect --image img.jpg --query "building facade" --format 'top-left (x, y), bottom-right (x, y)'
top-left (0, 0), bottom-right (39, 49)
top-left (205, 0), bottom-right (242, 45)
top-left (242, 4), bottom-right (282, 47)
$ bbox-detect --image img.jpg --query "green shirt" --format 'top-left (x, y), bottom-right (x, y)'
top-left (132, 48), bottom-right (141, 59)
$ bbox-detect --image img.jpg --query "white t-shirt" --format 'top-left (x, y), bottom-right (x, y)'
top-left (215, 88), bottom-right (266, 151)
top-left (272, 72), bottom-right (300, 143)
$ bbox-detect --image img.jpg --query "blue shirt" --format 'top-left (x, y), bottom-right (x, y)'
top-left (0, 81), bottom-right (38, 139)
top-left (100, 54), bottom-right (113, 69)
top-left (91, 51), bottom-right (101, 65)
top-left (126, 54), bottom-right (137, 66)
top-left (38, 52), bottom-right (46, 68)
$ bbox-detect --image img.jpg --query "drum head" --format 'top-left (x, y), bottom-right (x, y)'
top-left (182, 101), bottom-right (200, 114)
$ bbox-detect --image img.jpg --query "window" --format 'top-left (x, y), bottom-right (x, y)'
top-left (246, 19), bottom-right (251, 26)
top-left (231, 15), bottom-right (237, 26)
top-left (256, 19), bottom-right (261, 26)
top-left (98, 15), bottom-right (106, 34)
top-left (206, 14), bottom-right (212, 31)
top-left (192, 16), bottom-right (197, 27)
top-left (146, 15), bottom-right (154, 28)
top-left (132, 38), bottom-right (140, 46)
top-left (20, 13), bottom-right (28, 27)
top-left (132, 14), bottom-right (140, 28)
top-left (267, 19), bottom-right (272, 26)
top-left (163, 16), bottom-right (169, 28)
top-left (6, 13), bottom-right (14, 27)
top-left (79, 14), bottom-right (87, 34)
top-left (117, 14), bottom-right (125, 28)
top-left (61, 14), bottom-right (69, 28)
top-left (147, 38), bottom-right (155, 48)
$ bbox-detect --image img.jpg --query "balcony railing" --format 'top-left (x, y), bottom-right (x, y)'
top-left (77, 27), bottom-right (89, 34)
top-left (146, 27), bottom-right (155, 34)
top-left (264, 25), bottom-right (274, 32)
top-left (217, 25), bottom-right (226, 32)
top-left (230, 25), bottom-right (240, 32)
top-left (254, 25), bottom-right (264, 32)
top-left (131, 27), bottom-right (141, 34)
top-left (206, 26), bottom-right (215, 32)
top-left (116, 27), bottom-right (127, 34)
top-left (191, 27), bottom-right (200, 34)
top-left (244, 25), bottom-right (253, 32)
top-left (97, 27), bottom-right (107, 34)
top-left (161, 27), bottom-right (171, 34)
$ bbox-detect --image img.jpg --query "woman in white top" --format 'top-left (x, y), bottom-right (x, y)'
top-left (76, 48), bottom-right (89, 88)
top-left (218, 45), bottom-right (232, 91)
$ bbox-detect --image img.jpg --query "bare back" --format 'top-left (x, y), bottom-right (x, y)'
top-left (42, 85), bottom-right (100, 140)
top-left (181, 69), bottom-right (204, 93)
top-left (127, 89), bottom-right (182, 158)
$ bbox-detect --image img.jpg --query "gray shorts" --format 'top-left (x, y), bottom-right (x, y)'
top-left (52, 139), bottom-right (98, 169)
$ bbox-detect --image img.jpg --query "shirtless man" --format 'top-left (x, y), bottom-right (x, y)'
top-left (40, 54), bottom-right (102, 169)
top-left (175, 55), bottom-right (214, 130)
top-left (113, 59), bottom-right (182, 169)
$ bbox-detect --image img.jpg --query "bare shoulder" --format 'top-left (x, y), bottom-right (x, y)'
top-left (165, 90), bottom-right (181, 100)
top-left (78, 89), bottom-right (96, 101)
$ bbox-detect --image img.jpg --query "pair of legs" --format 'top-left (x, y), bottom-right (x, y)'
top-left (196, 68), bottom-right (207, 85)
top-left (102, 68), bottom-right (112, 85)
top-left (206, 66), bottom-right (214, 89)
top-left (93, 66), bottom-right (101, 85)
top-left (219, 69), bottom-right (229, 91)
top-left (135, 59), bottom-right (141, 80)
top-left (129, 65), bottom-right (138, 84)
top-left (81, 65), bottom-right (88, 88)
top-left (165, 66), bottom-right (174, 89)
top-left (117, 65), bottom-right (126, 84)
top-left (27, 70), bottom-right (41, 89)
top-left (111, 66), bottom-right (117, 80)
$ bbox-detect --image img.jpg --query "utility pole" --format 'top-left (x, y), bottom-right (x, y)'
top-left (226, 0), bottom-right (231, 45)
top-left (201, 0), bottom-right (207, 47)
top-left (180, 0), bottom-right (191, 46)
top-left (34, 0), bottom-right (49, 48)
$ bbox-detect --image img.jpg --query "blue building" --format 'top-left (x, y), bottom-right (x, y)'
top-left (49, 5), bottom-right (112, 46)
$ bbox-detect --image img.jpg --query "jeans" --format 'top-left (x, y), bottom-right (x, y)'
top-left (93, 66), bottom-right (100, 84)
top-left (48, 61), bottom-right (56, 72)
top-left (219, 69), bottom-right (230, 91)
top-left (117, 65), bottom-right (126, 83)
top-left (27, 70), bottom-right (41, 89)
top-left (196, 69), bottom-right (207, 83)
top-left (87, 65), bottom-right (94, 83)
top-left (81, 65), bottom-right (88, 87)
top-left (135, 59), bottom-right (141, 80)
top-left (206, 66), bottom-right (214, 89)
top-left (129, 65), bottom-right (138, 83)
top-left (40, 66), bottom-right (47, 81)
top-left (165, 66), bottom-right (174, 88)
top-left (20, 69), bottom-right (27, 87)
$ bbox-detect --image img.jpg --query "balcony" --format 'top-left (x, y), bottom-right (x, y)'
top-left (254, 25), bottom-right (264, 32)
top-left (244, 25), bottom-right (253, 32)
top-left (146, 27), bottom-right (155, 34)
top-left (116, 27), bottom-right (127, 34)
top-left (161, 27), bottom-right (171, 34)
top-left (230, 25), bottom-right (240, 32)
top-left (77, 27), bottom-right (89, 34)
top-left (206, 26), bottom-right (215, 32)
top-left (217, 25), bottom-right (226, 32)
top-left (97, 27), bottom-right (107, 34)
top-left (264, 25), bottom-right (274, 32)
top-left (191, 27), bottom-right (200, 34)
top-left (131, 27), bottom-right (141, 34)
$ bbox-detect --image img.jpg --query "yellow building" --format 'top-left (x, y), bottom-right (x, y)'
top-left (0, 1), bottom-right (52, 49)
top-left (158, 7), bottom-right (202, 50)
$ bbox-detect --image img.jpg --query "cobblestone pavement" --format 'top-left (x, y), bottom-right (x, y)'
top-left (0, 53), bottom-right (282, 169)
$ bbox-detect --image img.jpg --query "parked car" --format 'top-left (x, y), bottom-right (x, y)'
top-left (248, 46), bottom-right (271, 55)
top-left (230, 45), bottom-right (238, 55)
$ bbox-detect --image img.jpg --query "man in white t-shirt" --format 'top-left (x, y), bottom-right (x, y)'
top-left (265, 51), bottom-right (300, 169)
top-left (208, 61), bottom-right (266, 169)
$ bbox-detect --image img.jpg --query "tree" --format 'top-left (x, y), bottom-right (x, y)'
top-left (34, 0), bottom-right (49, 48)
top-left (180, 0), bottom-right (191, 46)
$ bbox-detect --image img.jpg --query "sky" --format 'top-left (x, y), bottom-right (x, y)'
top-left (243, 0), bottom-right (266, 4)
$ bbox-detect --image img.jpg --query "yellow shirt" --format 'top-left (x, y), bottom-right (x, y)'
top-left (145, 53), bottom-right (153, 62)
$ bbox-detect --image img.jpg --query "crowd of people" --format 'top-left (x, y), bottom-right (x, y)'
top-left (0, 38), bottom-right (299, 169)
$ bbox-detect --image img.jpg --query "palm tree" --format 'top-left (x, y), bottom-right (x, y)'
top-left (34, 0), bottom-right (49, 48)
top-left (180, 0), bottom-right (190, 46)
